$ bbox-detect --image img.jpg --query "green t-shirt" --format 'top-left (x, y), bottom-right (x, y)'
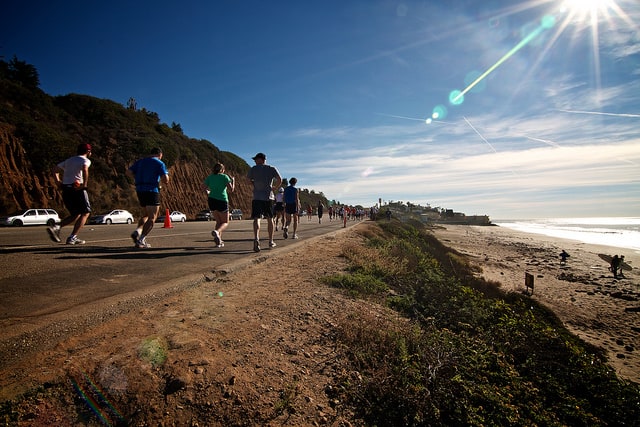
top-left (204, 173), bottom-right (232, 202)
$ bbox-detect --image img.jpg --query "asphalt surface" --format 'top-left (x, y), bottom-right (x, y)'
top-left (0, 216), bottom-right (357, 344)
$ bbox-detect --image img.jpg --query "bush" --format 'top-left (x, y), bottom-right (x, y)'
top-left (328, 221), bottom-right (640, 426)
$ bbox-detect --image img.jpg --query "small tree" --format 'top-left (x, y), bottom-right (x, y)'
top-left (7, 55), bottom-right (40, 88)
top-left (171, 122), bottom-right (183, 133)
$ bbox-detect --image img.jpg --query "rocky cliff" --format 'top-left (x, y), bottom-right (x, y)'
top-left (0, 123), bottom-right (58, 211)
top-left (0, 122), bottom-right (254, 219)
top-left (0, 70), bottom-right (331, 219)
top-left (0, 83), bottom-right (254, 218)
top-left (159, 158), bottom-right (253, 217)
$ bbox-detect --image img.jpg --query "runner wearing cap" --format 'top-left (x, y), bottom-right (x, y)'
top-left (248, 152), bottom-right (282, 252)
top-left (47, 143), bottom-right (93, 245)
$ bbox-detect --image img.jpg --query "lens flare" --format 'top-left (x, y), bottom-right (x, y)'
top-left (70, 369), bottom-right (125, 426)
top-left (450, 15), bottom-right (554, 106)
top-left (432, 105), bottom-right (448, 119)
top-left (449, 90), bottom-right (464, 105)
top-left (464, 71), bottom-right (486, 94)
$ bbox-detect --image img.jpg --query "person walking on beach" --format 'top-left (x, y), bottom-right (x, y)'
top-left (202, 162), bottom-right (235, 247)
top-left (610, 255), bottom-right (621, 279)
top-left (47, 143), bottom-right (93, 245)
top-left (559, 250), bottom-right (570, 265)
top-left (248, 152), bottom-right (282, 252)
top-left (619, 256), bottom-right (626, 278)
top-left (283, 177), bottom-right (301, 239)
top-left (127, 147), bottom-right (169, 249)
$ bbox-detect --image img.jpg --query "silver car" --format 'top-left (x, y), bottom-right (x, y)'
top-left (89, 209), bottom-right (135, 225)
top-left (156, 211), bottom-right (187, 223)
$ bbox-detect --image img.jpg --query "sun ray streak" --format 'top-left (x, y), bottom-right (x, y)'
top-left (374, 112), bottom-right (425, 121)
top-left (463, 117), bottom-right (498, 153)
top-left (463, 117), bottom-right (521, 177)
top-left (590, 9), bottom-right (602, 106)
top-left (526, 136), bottom-right (561, 148)
top-left (555, 109), bottom-right (640, 118)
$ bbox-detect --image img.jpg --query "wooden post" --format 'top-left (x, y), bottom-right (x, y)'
top-left (525, 272), bottom-right (534, 295)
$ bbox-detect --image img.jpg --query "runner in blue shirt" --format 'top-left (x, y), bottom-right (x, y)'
top-left (127, 147), bottom-right (169, 248)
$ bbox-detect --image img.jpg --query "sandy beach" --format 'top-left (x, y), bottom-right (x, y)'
top-left (432, 224), bottom-right (640, 383)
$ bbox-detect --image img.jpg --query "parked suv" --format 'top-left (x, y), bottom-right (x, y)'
top-left (230, 209), bottom-right (243, 220)
top-left (0, 209), bottom-right (60, 226)
top-left (195, 210), bottom-right (212, 221)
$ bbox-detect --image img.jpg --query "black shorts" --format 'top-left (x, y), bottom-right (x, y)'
top-left (274, 202), bottom-right (284, 212)
top-left (62, 186), bottom-right (91, 215)
top-left (137, 191), bottom-right (160, 207)
top-left (208, 198), bottom-right (229, 212)
top-left (251, 200), bottom-right (273, 219)
top-left (285, 203), bottom-right (298, 215)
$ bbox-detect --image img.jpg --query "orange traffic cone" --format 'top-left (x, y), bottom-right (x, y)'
top-left (162, 208), bottom-right (174, 228)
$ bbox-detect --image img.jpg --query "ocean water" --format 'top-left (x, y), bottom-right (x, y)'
top-left (492, 217), bottom-right (640, 252)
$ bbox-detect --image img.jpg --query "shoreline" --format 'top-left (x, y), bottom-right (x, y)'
top-left (492, 220), bottom-right (640, 253)
top-left (432, 224), bottom-right (640, 383)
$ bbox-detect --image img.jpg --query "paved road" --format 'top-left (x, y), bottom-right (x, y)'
top-left (0, 216), bottom-right (358, 342)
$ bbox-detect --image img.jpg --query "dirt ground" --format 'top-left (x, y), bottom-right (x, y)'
top-left (1, 224), bottom-right (375, 426)
top-left (2, 221), bottom-right (638, 426)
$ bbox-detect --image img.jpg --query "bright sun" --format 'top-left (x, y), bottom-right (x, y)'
top-left (563, 0), bottom-right (614, 14)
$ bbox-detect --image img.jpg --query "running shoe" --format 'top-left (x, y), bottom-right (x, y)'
top-left (47, 226), bottom-right (61, 243)
top-left (292, 234), bottom-right (299, 239)
top-left (135, 238), bottom-right (151, 249)
top-left (212, 230), bottom-right (221, 246)
top-left (269, 241), bottom-right (276, 248)
top-left (253, 239), bottom-right (261, 252)
top-left (216, 242), bottom-right (225, 248)
top-left (66, 236), bottom-right (85, 245)
top-left (283, 227), bottom-right (288, 239)
top-left (131, 230), bottom-right (140, 245)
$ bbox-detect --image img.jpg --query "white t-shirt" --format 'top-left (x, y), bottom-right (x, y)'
top-left (58, 155), bottom-right (91, 185)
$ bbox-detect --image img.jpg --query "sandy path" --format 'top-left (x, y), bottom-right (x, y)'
top-left (432, 224), bottom-right (640, 383)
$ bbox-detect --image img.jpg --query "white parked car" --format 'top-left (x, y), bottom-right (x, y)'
top-left (0, 209), bottom-right (60, 226)
top-left (157, 211), bottom-right (187, 223)
top-left (89, 209), bottom-right (134, 225)
top-left (170, 211), bottom-right (187, 222)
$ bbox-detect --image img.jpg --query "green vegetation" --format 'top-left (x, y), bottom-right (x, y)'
top-left (138, 336), bottom-right (169, 368)
top-left (324, 219), bottom-right (640, 426)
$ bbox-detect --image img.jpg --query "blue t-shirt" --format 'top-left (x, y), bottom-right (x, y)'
top-left (283, 185), bottom-right (298, 204)
top-left (129, 156), bottom-right (169, 193)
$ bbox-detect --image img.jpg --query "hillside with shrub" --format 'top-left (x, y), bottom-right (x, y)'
top-left (0, 56), bottom-right (332, 219)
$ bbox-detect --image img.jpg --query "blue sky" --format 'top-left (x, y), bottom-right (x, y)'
top-left (3, 0), bottom-right (639, 219)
